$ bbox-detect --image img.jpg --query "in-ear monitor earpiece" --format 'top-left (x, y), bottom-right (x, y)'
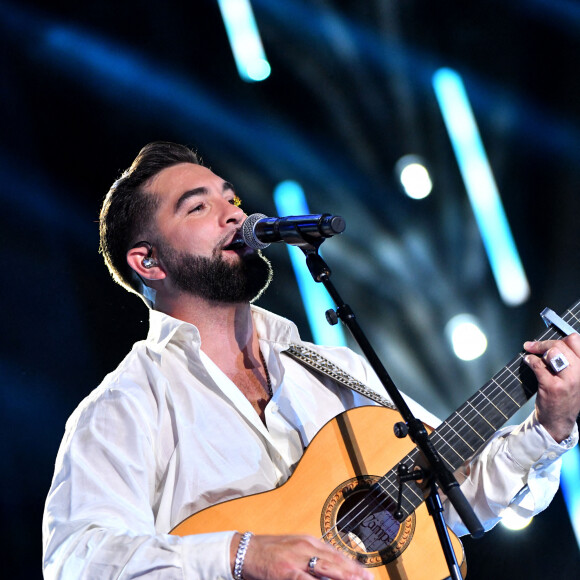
top-left (132, 240), bottom-right (157, 269)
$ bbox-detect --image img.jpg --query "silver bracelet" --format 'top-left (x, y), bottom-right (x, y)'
top-left (233, 531), bottom-right (253, 580)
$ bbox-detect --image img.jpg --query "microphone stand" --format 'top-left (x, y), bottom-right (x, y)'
top-left (297, 239), bottom-right (484, 580)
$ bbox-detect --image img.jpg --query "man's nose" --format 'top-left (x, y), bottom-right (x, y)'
top-left (222, 198), bottom-right (245, 225)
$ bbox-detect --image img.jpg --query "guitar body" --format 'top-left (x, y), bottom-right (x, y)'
top-left (171, 406), bottom-right (465, 580)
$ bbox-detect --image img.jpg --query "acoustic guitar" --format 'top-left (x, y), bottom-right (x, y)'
top-left (171, 299), bottom-right (579, 579)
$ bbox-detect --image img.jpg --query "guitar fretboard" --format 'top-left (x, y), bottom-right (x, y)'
top-left (376, 298), bottom-right (580, 519)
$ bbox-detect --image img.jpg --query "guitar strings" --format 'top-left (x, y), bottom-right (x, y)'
top-left (423, 306), bottom-right (574, 480)
top-left (321, 349), bottom-right (535, 548)
top-left (318, 356), bottom-right (526, 547)
top-left (322, 304), bottom-right (579, 548)
top-left (320, 446), bottom-right (426, 546)
top-left (428, 308), bottom-right (574, 466)
top-left (319, 481), bottom-right (404, 547)
top-left (401, 302), bottom-right (580, 471)
top-left (318, 302), bottom-right (580, 552)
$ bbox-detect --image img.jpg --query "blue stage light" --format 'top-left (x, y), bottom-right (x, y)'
top-left (217, 0), bottom-right (271, 82)
top-left (433, 68), bottom-right (530, 307)
top-left (560, 444), bottom-right (580, 548)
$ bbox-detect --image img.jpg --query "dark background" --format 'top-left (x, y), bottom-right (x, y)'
top-left (2, 0), bottom-right (579, 578)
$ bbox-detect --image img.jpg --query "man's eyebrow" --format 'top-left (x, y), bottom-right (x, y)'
top-left (174, 187), bottom-right (208, 212)
top-left (174, 181), bottom-right (236, 213)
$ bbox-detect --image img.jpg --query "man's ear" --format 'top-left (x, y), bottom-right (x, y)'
top-left (127, 246), bottom-right (166, 280)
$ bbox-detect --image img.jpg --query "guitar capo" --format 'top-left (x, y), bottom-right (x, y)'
top-left (540, 307), bottom-right (576, 337)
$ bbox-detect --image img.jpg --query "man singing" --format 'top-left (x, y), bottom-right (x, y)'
top-left (43, 141), bottom-right (580, 579)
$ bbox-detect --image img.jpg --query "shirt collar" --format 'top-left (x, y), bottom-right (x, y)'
top-left (146, 309), bottom-right (201, 355)
top-left (250, 305), bottom-right (302, 347)
top-left (145, 305), bottom-right (303, 355)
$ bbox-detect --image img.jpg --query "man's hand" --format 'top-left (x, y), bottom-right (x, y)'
top-left (230, 533), bottom-right (373, 580)
top-left (524, 333), bottom-right (580, 442)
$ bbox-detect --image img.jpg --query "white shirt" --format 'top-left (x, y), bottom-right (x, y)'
top-left (42, 306), bottom-right (578, 579)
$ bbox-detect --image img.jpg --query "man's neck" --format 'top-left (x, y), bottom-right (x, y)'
top-left (155, 295), bottom-right (272, 421)
top-left (157, 296), bottom-right (259, 368)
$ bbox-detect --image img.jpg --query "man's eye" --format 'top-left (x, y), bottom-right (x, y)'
top-left (188, 203), bottom-right (205, 213)
top-left (231, 195), bottom-right (242, 207)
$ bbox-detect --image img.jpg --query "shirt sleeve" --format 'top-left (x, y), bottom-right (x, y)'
top-left (42, 386), bottom-right (236, 580)
top-left (444, 410), bottom-right (579, 536)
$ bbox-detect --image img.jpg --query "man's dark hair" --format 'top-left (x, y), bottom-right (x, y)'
top-left (99, 141), bottom-right (200, 301)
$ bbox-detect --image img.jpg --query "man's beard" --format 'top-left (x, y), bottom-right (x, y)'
top-left (158, 243), bottom-right (273, 304)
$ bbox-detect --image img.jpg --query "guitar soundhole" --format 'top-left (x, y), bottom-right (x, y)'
top-left (321, 476), bottom-right (415, 567)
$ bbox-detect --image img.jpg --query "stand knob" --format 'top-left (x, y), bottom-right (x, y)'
top-left (394, 422), bottom-right (409, 438)
top-left (325, 309), bottom-right (339, 325)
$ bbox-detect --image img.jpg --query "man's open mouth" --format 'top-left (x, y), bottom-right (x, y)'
top-left (223, 236), bottom-right (246, 251)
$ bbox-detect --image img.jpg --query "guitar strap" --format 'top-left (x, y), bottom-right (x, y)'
top-left (282, 343), bottom-right (396, 410)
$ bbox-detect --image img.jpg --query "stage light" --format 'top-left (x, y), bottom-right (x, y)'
top-left (500, 511), bottom-right (533, 531)
top-left (395, 155), bottom-right (433, 199)
top-left (273, 180), bottom-right (346, 346)
top-left (432, 68), bottom-right (530, 306)
top-left (445, 314), bottom-right (488, 361)
top-left (560, 445), bottom-right (580, 548)
top-left (217, 0), bottom-right (271, 82)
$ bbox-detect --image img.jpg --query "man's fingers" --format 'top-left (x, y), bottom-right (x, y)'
top-left (524, 336), bottom-right (578, 377)
top-left (305, 554), bottom-right (372, 580)
top-left (524, 333), bottom-right (580, 357)
top-left (243, 534), bottom-right (373, 580)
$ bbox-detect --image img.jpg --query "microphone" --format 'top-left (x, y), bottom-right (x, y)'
top-left (242, 213), bottom-right (346, 250)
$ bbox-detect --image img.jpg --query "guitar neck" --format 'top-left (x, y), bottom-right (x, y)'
top-left (381, 298), bottom-right (580, 519)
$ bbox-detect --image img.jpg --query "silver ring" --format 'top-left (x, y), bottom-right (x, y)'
top-left (308, 556), bottom-right (319, 576)
top-left (548, 353), bottom-right (569, 373)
